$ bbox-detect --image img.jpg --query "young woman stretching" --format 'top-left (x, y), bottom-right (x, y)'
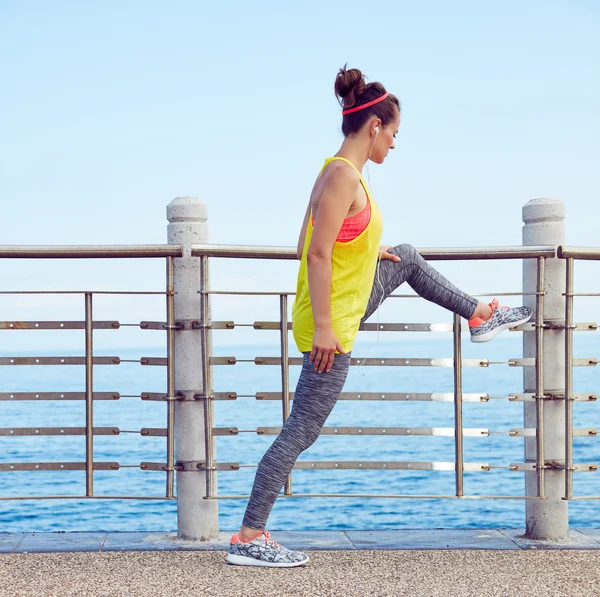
top-left (226, 66), bottom-right (532, 567)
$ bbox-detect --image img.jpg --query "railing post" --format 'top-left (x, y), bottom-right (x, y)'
top-left (167, 197), bottom-right (218, 540)
top-left (522, 198), bottom-right (567, 539)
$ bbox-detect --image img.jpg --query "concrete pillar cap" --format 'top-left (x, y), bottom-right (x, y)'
top-left (522, 198), bottom-right (565, 224)
top-left (167, 197), bottom-right (207, 222)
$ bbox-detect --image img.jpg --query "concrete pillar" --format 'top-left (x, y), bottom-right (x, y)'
top-left (167, 197), bottom-right (218, 540)
top-left (522, 198), bottom-right (567, 539)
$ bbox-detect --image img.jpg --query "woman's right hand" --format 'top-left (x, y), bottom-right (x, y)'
top-left (310, 325), bottom-right (348, 373)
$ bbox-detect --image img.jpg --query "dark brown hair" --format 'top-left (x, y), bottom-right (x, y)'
top-left (334, 65), bottom-right (400, 137)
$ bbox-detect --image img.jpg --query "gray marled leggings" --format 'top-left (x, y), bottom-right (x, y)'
top-left (241, 244), bottom-right (478, 530)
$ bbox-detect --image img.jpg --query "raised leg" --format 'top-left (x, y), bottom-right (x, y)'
top-left (361, 243), bottom-right (479, 323)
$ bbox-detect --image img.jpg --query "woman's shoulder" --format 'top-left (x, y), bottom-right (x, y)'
top-left (320, 159), bottom-right (361, 189)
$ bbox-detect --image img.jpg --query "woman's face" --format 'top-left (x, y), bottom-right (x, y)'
top-left (370, 112), bottom-right (401, 164)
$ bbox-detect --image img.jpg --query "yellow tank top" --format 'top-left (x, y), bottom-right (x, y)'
top-left (291, 157), bottom-right (384, 353)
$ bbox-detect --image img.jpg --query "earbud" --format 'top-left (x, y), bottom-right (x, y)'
top-left (374, 126), bottom-right (379, 134)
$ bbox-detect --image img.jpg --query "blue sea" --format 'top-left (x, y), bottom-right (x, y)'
top-left (2, 333), bottom-right (600, 533)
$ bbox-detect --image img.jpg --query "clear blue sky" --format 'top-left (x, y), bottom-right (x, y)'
top-left (1, 1), bottom-right (599, 349)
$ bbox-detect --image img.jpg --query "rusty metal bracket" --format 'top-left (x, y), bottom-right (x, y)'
top-left (175, 460), bottom-right (240, 472)
top-left (141, 392), bottom-right (186, 402)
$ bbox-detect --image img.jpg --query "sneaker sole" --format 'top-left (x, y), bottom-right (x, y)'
top-left (470, 313), bottom-right (533, 343)
top-left (226, 553), bottom-right (310, 568)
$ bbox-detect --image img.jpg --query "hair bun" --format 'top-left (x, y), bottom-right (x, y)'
top-left (334, 64), bottom-right (366, 109)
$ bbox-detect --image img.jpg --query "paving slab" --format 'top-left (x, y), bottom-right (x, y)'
top-left (102, 532), bottom-right (182, 552)
top-left (576, 528), bottom-right (600, 546)
top-left (0, 533), bottom-right (24, 553)
top-left (14, 532), bottom-right (106, 553)
top-left (500, 528), bottom-right (600, 549)
top-left (265, 530), bottom-right (355, 550)
top-left (346, 528), bottom-right (521, 550)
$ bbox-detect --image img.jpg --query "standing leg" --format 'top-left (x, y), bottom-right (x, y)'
top-left (241, 352), bottom-right (351, 532)
top-left (227, 352), bottom-right (351, 566)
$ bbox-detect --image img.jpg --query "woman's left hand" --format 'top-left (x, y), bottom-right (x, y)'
top-left (379, 245), bottom-right (402, 262)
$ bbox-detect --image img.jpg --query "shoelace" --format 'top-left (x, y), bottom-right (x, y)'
top-left (262, 530), bottom-right (282, 550)
top-left (490, 298), bottom-right (512, 313)
top-left (490, 298), bottom-right (510, 313)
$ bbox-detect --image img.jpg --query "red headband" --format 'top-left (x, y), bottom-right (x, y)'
top-left (342, 92), bottom-right (390, 115)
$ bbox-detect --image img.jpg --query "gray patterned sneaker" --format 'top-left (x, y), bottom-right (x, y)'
top-left (469, 299), bottom-right (533, 343)
top-left (226, 531), bottom-right (309, 568)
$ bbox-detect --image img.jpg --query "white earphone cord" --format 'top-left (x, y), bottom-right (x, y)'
top-left (354, 145), bottom-right (387, 375)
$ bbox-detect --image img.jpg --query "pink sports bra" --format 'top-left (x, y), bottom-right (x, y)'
top-left (311, 197), bottom-right (372, 243)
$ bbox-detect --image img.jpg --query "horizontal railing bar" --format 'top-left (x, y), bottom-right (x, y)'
top-left (0, 321), bottom-right (119, 330)
top-left (0, 496), bottom-right (176, 501)
top-left (0, 356), bottom-right (120, 366)
top-left (293, 461), bottom-right (490, 471)
top-left (141, 357), bottom-right (167, 366)
top-left (250, 356), bottom-right (490, 368)
top-left (206, 290), bottom-right (296, 296)
top-left (205, 494), bottom-right (543, 500)
top-left (510, 463), bottom-right (598, 472)
top-left (140, 321), bottom-right (175, 331)
top-left (507, 393), bottom-right (597, 402)
top-left (1, 462), bottom-right (120, 471)
top-left (139, 321), bottom-right (233, 331)
top-left (165, 460), bottom-right (598, 474)
top-left (141, 461), bottom-right (494, 472)
top-left (509, 357), bottom-right (597, 367)
top-left (508, 428), bottom-right (596, 437)
top-left (204, 291), bottom-right (539, 298)
top-left (140, 393), bottom-right (184, 401)
top-left (253, 321), bottom-right (459, 332)
top-left (464, 292), bottom-right (537, 297)
top-left (192, 244), bottom-right (298, 259)
top-left (0, 245), bottom-right (183, 259)
top-left (251, 321), bottom-right (542, 333)
top-left (558, 246), bottom-right (600, 260)
top-left (518, 322), bottom-right (597, 332)
top-left (191, 243), bottom-right (556, 260)
top-left (0, 427), bottom-right (119, 436)
top-left (139, 462), bottom-right (240, 472)
top-left (140, 428), bottom-right (167, 437)
top-left (180, 461), bottom-right (490, 472)
top-left (0, 291), bottom-right (168, 295)
top-left (0, 392), bottom-right (119, 401)
top-left (255, 392), bottom-right (489, 402)
top-left (242, 426), bottom-right (491, 437)
top-left (203, 291), bottom-right (536, 298)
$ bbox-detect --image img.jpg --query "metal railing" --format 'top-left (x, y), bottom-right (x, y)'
top-left (191, 244), bottom-right (560, 501)
top-left (2, 242), bottom-right (599, 511)
top-left (560, 246), bottom-right (600, 501)
top-left (0, 245), bottom-right (182, 500)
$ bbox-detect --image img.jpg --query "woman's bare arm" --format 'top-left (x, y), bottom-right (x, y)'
top-left (307, 166), bottom-right (359, 372)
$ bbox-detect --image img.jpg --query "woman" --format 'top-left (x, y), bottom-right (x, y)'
top-left (226, 66), bottom-right (532, 567)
